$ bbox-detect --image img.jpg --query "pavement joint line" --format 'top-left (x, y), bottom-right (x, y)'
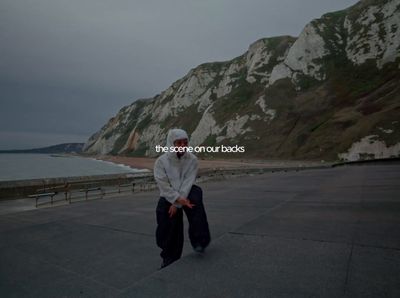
top-left (119, 251), bottom-right (193, 291)
top-left (78, 222), bottom-right (155, 238)
top-left (119, 244), bottom-right (216, 292)
top-left (343, 242), bottom-right (354, 296)
top-left (119, 193), bottom-right (300, 291)
top-left (15, 245), bottom-right (123, 294)
top-left (3, 219), bottom-right (154, 292)
top-left (341, 179), bottom-right (362, 295)
top-left (12, 240), bottom-right (121, 292)
top-left (228, 192), bottom-right (302, 235)
top-left (2, 219), bottom-right (65, 233)
top-left (343, 177), bottom-right (363, 297)
top-left (226, 231), bottom-right (400, 251)
top-left (2, 213), bottom-right (38, 224)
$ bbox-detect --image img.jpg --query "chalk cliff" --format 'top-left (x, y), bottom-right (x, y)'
top-left (84, 0), bottom-right (400, 161)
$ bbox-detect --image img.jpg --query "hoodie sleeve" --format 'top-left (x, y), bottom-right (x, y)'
top-left (179, 156), bottom-right (198, 199)
top-left (154, 157), bottom-right (181, 204)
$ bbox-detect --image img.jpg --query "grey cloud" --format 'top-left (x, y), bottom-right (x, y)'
top-left (0, 0), bottom-right (358, 149)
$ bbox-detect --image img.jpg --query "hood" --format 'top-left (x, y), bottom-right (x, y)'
top-left (166, 128), bottom-right (189, 147)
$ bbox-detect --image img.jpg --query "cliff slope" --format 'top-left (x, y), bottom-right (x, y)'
top-left (84, 0), bottom-right (400, 161)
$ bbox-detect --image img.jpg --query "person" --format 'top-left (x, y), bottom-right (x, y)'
top-left (154, 128), bottom-right (211, 269)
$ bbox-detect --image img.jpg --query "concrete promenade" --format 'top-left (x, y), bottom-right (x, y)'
top-left (0, 164), bottom-right (399, 297)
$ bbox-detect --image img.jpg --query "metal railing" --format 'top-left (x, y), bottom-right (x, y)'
top-left (28, 165), bottom-right (331, 207)
top-left (29, 174), bottom-right (156, 207)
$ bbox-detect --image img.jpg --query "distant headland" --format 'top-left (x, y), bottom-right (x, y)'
top-left (0, 143), bottom-right (84, 154)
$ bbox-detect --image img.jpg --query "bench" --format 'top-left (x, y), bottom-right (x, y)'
top-left (79, 186), bottom-right (105, 200)
top-left (29, 192), bottom-right (57, 207)
top-left (136, 177), bottom-right (156, 191)
top-left (118, 182), bottom-right (135, 193)
top-left (36, 185), bottom-right (70, 202)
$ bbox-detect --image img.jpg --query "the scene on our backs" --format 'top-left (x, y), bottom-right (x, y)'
top-left (1, 0), bottom-right (400, 297)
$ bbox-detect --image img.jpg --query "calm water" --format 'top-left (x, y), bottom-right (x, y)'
top-left (0, 154), bottom-right (148, 181)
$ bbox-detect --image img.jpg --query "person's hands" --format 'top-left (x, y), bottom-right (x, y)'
top-left (176, 197), bottom-right (195, 209)
top-left (168, 205), bottom-right (177, 218)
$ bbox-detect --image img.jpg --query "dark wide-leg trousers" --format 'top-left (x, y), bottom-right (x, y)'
top-left (156, 185), bottom-right (211, 263)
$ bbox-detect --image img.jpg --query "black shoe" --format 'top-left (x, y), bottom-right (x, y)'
top-left (193, 245), bottom-right (205, 253)
top-left (159, 258), bottom-right (174, 269)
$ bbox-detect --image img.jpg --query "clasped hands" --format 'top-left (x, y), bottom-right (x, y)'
top-left (168, 197), bottom-right (195, 218)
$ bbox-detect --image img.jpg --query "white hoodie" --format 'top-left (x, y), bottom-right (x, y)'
top-left (153, 128), bottom-right (198, 207)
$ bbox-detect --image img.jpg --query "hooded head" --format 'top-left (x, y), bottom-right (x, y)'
top-left (166, 128), bottom-right (189, 158)
top-left (167, 128), bottom-right (189, 158)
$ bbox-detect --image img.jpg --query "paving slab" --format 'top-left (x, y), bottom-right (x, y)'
top-left (344, 246), bottom-right (400, 298)
top-left (0, 164), bottom-right (399, 297)
top-left (119, 233), bottom-right (350, 298)
top-left (0, 245), bottom-right (119, 297)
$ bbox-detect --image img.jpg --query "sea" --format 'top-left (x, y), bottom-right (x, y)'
top-left (0, 154), bottom-right (147, 182)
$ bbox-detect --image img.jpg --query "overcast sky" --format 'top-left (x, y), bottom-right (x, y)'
top-left (0, 0), bottom-right (359, 150)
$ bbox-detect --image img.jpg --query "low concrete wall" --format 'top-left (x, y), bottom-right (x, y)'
top-left (0, 172), bottom-right (153, 200)
top-left (4, 165), bottom-right (330, 199)
top-left (6, 158), bottom-right (397, 201)
top-left (0, 166), bottom-right (328, 200)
